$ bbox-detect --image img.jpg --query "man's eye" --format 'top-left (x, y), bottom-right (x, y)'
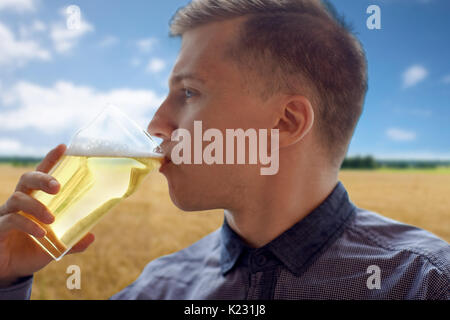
top-left (183, 88), bottom-right (196, 99)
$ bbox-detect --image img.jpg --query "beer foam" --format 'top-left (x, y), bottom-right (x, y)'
top-left (66, 139), bottom-right (163, 158)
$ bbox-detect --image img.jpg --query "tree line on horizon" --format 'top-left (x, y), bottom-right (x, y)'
top-left (0, 156), bottom-right (43, 167)
top-left (340, 155), bottom-right (449, 169)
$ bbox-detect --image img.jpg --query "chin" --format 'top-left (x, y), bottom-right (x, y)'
top-left (163, 166), bottom-right (226, 211)
top-left (166, 182), bottom-right (198, 211)
top-left (167, 185), bottom-right (220, 212)
top-left (169, 193), bottom-right (205, 211)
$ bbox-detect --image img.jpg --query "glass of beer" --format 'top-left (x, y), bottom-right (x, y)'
top-left (19, 105), bottom-right (164, 260)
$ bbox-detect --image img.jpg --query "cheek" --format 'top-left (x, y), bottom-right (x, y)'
top-left (184, 97), bottom-right (232, 127)
top-left (169, 161), bottom-right (235, 191)
top-left (163, 163), bottom-right (227, 210)
top-left (180, 91), bottom-right (262, 132)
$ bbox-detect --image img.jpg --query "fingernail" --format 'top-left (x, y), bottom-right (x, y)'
top-left (46, 213), bottom-right (55, 224)
top-left (49, 180), bottom-right (59, 189)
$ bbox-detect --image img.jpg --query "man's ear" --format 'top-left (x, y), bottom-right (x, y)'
top-left (273, 95), bottom-right (314, 148)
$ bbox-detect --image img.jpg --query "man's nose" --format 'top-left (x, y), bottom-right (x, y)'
top-left (147, 104), bottom-right (176, 142)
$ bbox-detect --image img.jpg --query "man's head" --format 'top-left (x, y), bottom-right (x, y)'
top-left (148, 0), bottom-right (368, 211)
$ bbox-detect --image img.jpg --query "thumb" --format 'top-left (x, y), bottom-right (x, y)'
top-left (36, 144), bottom-right (67, 174)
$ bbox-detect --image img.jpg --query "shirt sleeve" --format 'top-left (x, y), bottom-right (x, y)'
top-left (0, 275), bottom-right (33, 300)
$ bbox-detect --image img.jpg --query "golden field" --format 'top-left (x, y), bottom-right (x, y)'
top-left (0, 165), bottom-right (449, 300)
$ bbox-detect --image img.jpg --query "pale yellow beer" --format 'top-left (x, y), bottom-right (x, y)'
top-left (19, 153), bottom-right (163, 260)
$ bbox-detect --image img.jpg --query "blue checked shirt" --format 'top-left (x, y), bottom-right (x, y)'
top-left (1, 181), bottom-right (449, 299)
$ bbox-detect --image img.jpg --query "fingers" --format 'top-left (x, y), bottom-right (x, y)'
top-left (15, 171), bottom-right (60, 196)
top-left (13, 144), bottom-right (64, 195)
top-left (3, 191), bottom-right (54, 224)
top-left (0, 144), bottom-right (65, 242)
top-left (36, 144), bottom-right (66, 174)
top-left (3, 145), bottom-right (64, 222)
top-left (0, 213), bottom-right (47, 238)
top-left (68, 233), bottom-right (95, 254)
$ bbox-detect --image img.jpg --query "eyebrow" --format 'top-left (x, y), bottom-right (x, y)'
top-left (169, 72), bottom-right (207, 86)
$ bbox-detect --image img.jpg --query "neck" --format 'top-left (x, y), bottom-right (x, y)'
top-left (224, 159), bottom-right (338, 248)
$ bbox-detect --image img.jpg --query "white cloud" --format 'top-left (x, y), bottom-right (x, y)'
top-left (50, 8), bottom-right (94, 53)
top-left (0, 138), bottom-right (22, 153)
top-left (99, 35), bottom-right (119, 48)
top-left (146, 58), bottom-right (166, 73)
top-left (50, 21), bottom-right (93, 53)
top-left (0, 22), bottom-right (51, 67)
top-left (386, 128), bottom-right (417, 142)
top-left (137, 38), bottom-right (157, 53)
top-left (0, 81), bottom-right (165, 135)
top-left (0, 138), bottom-right (49, 157)
top-left (19, 20), bottom-right (46, 38)
top-left (0, 0), bottom-right (36, 12)
top-left (402, 65), bottom-right (428, 88)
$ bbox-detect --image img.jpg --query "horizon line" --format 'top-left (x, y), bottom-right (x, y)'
top-left (1, 154), bottom-right (450, 162)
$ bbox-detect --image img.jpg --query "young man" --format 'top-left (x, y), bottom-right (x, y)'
top-left (0, 0), bottom-right (449, 299)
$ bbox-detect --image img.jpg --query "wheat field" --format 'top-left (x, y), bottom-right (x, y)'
top-left (0, 165), bottom-right (448, 299)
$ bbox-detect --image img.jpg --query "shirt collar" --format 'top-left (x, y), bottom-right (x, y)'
top-left (219, 181), bottom-right (356, 276)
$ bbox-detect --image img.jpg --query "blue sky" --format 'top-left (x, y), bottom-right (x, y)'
top-left (0, 0), bottom-right (449, 160)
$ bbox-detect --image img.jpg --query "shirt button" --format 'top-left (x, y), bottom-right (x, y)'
top-left (256, 254), bottom-right (267, 266)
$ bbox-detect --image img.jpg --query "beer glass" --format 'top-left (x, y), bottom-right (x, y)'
top-left (19, 106), bottom-right (163, 260)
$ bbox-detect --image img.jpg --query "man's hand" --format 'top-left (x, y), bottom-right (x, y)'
top-left (0, 144), bottom-right (95, 287)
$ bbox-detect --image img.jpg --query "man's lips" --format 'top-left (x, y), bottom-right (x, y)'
top-left (159, 156), bottom-right (172, 171)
